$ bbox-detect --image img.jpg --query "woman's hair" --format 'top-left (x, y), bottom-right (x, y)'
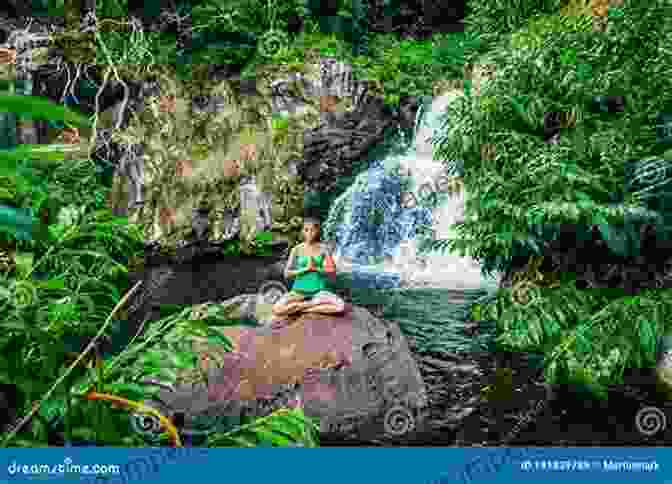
top-left (303, 208), bottom-right (322, 226)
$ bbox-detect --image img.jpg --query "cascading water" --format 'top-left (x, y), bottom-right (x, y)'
top-left (323, 92), bottom-right (502, 353)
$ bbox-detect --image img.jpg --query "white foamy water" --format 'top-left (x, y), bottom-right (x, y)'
top-left (388, 92), bottom-right (501, 290)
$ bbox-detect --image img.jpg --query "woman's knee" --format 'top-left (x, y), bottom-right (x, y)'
top-left (271, 301), bottom-right (286, 315)
top-left (331, 298), bottom-right (345, 312)
top-left (323, 291), bottom-right (345, 308)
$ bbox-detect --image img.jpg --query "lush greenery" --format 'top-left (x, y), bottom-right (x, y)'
top-left (0, 92), bottom-right (319, 447)
top-left (4, 0), bottom-right (475, 448)
top-left (5, 0), bottom-right (667, 449)
top-left (432, 0), bottom-right (672, 398)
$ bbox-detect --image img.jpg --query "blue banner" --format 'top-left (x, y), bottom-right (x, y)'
top-left (0, 448), bottom-right (667, 484)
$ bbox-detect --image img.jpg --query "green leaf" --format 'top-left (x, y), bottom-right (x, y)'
top-left (0, 94), bottom-right (92, 127)
top-left (576, 63), bottom-right (593, 81)
top-left (31, 418), bottom-right (49, 442)
top-left (574, 191), bottom-right (592, 201)
top-left (71, 426), bottom-right (97, 441)
top-left (206, 331), bottom-right (234, 351)
top-left (638, 318), bottom-right (657, 367)
top-left (212, 434), bottom-right (256, 447)
top-left (544, 359), bottom-right (558, 383)
top-left (275, 411), bottom-right (312, 438)
top-left (107, 383), bottom-right (148, 401)
top-left (155, 367), bottom-right (178, 382)
top-left (173, 350), bottom-right (196, 369)
top-left (38, 396), bottom-right (66, 424)
top-left (10, 439), bottom-right (50, 447)
top-left (35, 278), bottom-right (68, 291)
top-left (662, 149), bottom-right (672, 161)
top-left (140, 350), bottom-right (167, 367)
top-left (592, 212), bottom-right (609, 227)
top-left (0, 146), bottom-right (68, 178)
top-left (0, 203), bottom-right (38, 241)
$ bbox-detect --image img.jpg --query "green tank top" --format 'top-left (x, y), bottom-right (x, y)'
top-left (292, 254), bottom-right (326, 295)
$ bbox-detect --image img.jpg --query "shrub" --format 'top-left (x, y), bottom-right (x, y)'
top-left (432, 0), bottom-right (672, 397)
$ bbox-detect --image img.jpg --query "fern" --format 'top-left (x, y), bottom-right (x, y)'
top-left (208, 407), bottom-right (319, 447)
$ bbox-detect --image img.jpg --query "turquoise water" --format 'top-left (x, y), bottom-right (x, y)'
top-left (332, 273), bottom-right (497, 354)
top-left (379, 288), bottom-right (497, 354)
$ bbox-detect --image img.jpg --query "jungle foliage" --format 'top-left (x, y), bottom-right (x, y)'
top-left (432, 0), bottom-right (672, 398)
top-left (3, 0), bottom-right (667, 449)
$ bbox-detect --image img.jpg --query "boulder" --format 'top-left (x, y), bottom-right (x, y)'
top-left (299, 88), bottom-right (422, 195)
top-left (138, 302), bottom-right (428, 441)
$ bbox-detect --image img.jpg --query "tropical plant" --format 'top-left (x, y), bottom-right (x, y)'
top-left (430, 0), bottom-right (672, 397)
top-left (0, 83), bottom-right (311, 447)
top-left (0, 94), bottom-right (93, 244)
top-left (462, 0), bottom-right (564, 52)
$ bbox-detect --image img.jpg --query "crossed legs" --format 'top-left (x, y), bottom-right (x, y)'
top-left (272, 291), bottom-right (346, 319)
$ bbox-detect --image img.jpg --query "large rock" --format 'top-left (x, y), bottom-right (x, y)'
top-left (138, 303), bottom-right (428, 441)
top-left (299, 87), bottom-right (422, 195)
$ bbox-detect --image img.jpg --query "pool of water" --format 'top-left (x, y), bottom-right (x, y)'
top-left (332, 272), bottom-right (497, 354)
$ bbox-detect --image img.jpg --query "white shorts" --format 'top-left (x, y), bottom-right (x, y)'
top-left (276, 290), bottom-right (345, 310)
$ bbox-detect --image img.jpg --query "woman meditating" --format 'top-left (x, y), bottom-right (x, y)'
top-left (272, 216), bottom-right (346, 319)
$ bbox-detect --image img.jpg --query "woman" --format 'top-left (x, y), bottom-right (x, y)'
top-left (272, 216), bottom-right (346, 319)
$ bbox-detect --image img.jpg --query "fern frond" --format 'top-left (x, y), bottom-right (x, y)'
top-left (208, 407), bottom-right (319, 447)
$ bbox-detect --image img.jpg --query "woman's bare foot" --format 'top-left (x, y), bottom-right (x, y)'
top-left (302, 304), bottom-right (344, 315)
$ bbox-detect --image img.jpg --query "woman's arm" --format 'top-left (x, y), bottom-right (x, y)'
top-left (284, 244), bottom-right (306, 279)
top-left (321, 242), bottom-right (337, 277)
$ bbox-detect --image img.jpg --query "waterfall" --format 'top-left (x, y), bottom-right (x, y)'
top-left (325, 91), bottom-right (502, 291)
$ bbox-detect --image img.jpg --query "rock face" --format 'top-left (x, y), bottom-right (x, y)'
top-left (299, 89), bottom-right (422, 195)
top-left (270, 72), bottom-right (321, 117)
top-left (138, 303), bottom-right (428, 442)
